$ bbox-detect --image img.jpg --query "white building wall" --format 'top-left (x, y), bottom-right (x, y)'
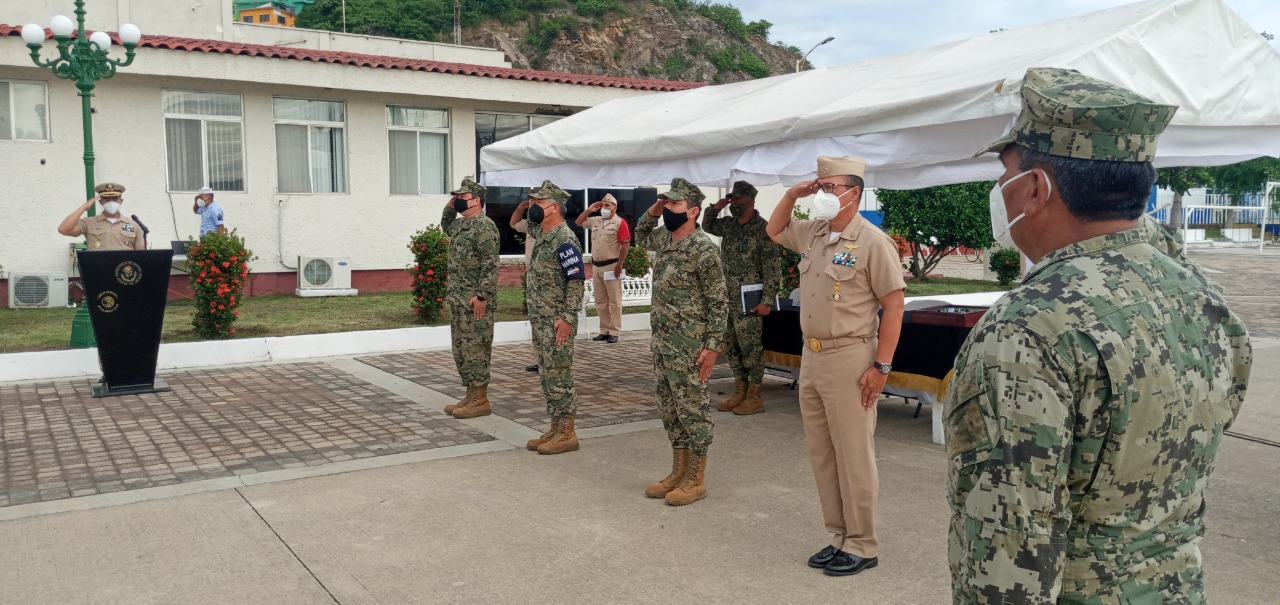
top-left (0, 60), bottom-right (660, 279)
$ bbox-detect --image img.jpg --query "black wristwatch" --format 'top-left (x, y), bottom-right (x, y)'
top-left (475, 294), bottom-right (487, 302)
top-left (873, 361), bottom-right (892, 375)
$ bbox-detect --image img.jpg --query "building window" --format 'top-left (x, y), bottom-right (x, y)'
top-left (475, 112), bottom-right (570, 254)
top-left (274, 98), bottom-right (347, 194)
top-left (278, 15), bottom-right (287, 24)
top-left (242, 16), bottom-right (253, 23)
top-left (163, 91), bottom-right (245, 192)
top-left (258, 14), bottom-right (269, 22)
top-left (387, 106), bottom-right (449, 196)
top-left (0, 80), bottom-right (49, 142)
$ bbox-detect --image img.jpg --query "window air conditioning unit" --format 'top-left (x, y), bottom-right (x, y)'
top-left (8, 272), bottom-right (70, 309)
top-left (295, 256), bottom-right (358, 297)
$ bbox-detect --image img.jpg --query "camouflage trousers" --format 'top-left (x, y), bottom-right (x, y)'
top-left (725, 312), bottom-right (764, 384)
top-left (531, 315), bottom-right (577, 417)
top-left (449, 302), bottom-right (494, 387)
top-left (653, 350), bottom-right (714, 457)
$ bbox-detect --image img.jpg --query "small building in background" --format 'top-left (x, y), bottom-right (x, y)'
top-left (238, 3), bottom-right (298, 28)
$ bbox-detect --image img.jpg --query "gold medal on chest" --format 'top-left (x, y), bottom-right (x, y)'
top-left (831, 281), bottom-right (842, 301)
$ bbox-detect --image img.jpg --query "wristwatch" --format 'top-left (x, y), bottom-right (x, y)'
top-left (873, 361), bottom-right (892, 375)
top-left (475, 294), bottom-right (487, 302)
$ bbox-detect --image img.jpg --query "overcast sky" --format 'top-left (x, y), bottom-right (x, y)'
top-left (730, 0), bottom-right (1280, 68)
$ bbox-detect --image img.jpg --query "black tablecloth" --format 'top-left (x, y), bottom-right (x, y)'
top-left (761, 309), bottom-right (972, 379)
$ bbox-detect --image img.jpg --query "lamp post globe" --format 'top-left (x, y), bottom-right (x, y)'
top-left (49, 15), bottom-right (74, 38)
top-left (89, 31), bottom-right (112, 51)
top-left (20, 24), bottom-right (46, 46)
top-left (119, 24), bottom-right (142, 46)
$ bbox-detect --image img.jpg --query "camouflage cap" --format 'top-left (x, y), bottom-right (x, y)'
top-left (658, 177), bottom-right (706, 206)
top-left (978, 67), bottom-right (1177, 162)
top-left (529, 179), bottom-right (569, 203)
top-left (730, 180), bottom-right (758, 198)
top-left (450, 176), bottom-right (487, 198)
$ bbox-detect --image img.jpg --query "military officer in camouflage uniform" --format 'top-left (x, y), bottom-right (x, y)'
top-left (946, 67), bottom-right (1252, 604)
top-left (440, 177), bottom-right (501, 420)
top-left (704, 180), bottom-right (781, 415)
top-left (57, 183), bottom-right (148, 250)
top-left (523, 180), bottom-right (586, 455)
top-left (636, 178), bottom-right (727, 506)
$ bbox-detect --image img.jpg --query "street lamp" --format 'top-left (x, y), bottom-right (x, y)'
top-left (796, 36), bottom-right (835, 73)
top-left (21, 1), bottom-right (143, 348)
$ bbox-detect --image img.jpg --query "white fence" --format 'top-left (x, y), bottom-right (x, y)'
top-left (583, 272), bottom-right (653, 308)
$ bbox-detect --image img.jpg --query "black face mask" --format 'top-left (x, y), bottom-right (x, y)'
top-left (662, 207), bottom-right (690, 232)
top-left (528, 204), bottom-right (546, 224)
top-left (452, 196), bottom-right (471, 213)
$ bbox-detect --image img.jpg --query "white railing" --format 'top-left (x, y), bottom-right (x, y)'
top-left (583, 272), bottom-right (653, 308)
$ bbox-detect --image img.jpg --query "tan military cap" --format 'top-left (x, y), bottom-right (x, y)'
top-left (816, 156), bottom-right (866, 179)
top-left (599, 193), bottom-right (618, 204)
top-left (95, 182), bottom-right (126, 198)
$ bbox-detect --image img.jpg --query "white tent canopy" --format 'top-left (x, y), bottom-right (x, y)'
top-left (480, 0), bottom-right (1280, 190)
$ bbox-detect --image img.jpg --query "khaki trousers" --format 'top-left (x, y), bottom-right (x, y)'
top-left (799, 337), bottom-right (879, 558)
top-left (593, 266), bottom-right (623, 336)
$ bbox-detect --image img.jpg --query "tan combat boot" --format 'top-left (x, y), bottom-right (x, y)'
top-left (527, 417), bottom-right (562, 451)
top-left (644, 448), bottom-right (689, 498)
top-left (537, 415), bottom-right (579, 454)
top-left (665, 453), bottom-right (707, 506)
top-left (452, 385), bottom-right (491, 419)
top-left (733, 384), bottom-right (765, 415)
top-left (443, 386), bottom-right (472, 415)
top-left (717, 380), bottom-right (748, 411)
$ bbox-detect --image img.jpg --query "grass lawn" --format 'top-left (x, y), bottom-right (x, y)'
top-left (0, 278), bottom-right (1007, 353)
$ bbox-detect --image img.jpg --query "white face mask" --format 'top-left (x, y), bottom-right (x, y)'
top-left (600, 208), bottom-right (612, 218)
top-left (196, 199), bottom-right (206, 209)
top-left (101, 201), bottom-right (122, 215)
top-left (811, 186), bottom-right (856, 221)
top-left (989, 169), bottom-right (1051, 250)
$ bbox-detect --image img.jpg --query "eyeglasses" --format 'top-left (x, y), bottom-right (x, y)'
top-left (816, 182), bottom-right (856, 194)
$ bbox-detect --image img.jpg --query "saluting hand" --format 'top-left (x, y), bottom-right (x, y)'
top-left (554, 319), bottom-right (572, 345)
top-left (696, 348), bottom-right (717, 383)
top-left (785, 179), bottom-right (819, 200)
top-left (859, 366), bottom-right (887, 409)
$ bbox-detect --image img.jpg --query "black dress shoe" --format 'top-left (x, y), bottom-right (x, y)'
top-left (823, 551), bottom-right (878, 577)
top-left (592, 334), bottom-right (609, 341)
top-left (526, 364), bottom-right (539, 372)
top-left (807, 545), bottom-right (840, 569)
top-left (606, 336), bottom-right (619, 344)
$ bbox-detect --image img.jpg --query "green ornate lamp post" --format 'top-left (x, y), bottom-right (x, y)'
top-left (21, 3), bottom-right (142, 348)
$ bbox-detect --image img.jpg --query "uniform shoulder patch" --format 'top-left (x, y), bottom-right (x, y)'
top-left (557, 242), bottom-right (585, 281)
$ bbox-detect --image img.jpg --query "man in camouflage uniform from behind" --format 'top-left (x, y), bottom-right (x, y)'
top-left (523, 180), bottom-right (587, 455)
top-left (945, 67), bottom-right (1252, 604)
top-left (440, 177), bottom-right (501, 419)
top-left (704, 180), bottom-right (782, 415)
top-left (636, 178), bottom-right (728, 506)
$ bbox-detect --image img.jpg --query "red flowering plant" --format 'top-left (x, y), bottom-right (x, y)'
top-left (408, 226), bottom-right (449, 322)
top-left (187, 229), bottom-right (254, 339)
top-left (988, 247), bottom-right (1022, 286)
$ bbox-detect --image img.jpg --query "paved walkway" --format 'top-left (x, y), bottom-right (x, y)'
top-left (0, 250), bottom-right (1276, 603)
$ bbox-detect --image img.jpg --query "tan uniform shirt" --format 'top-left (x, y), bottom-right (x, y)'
top-left (583, 215), bottom-right (624, 268)
top-left (76, 214), bottom-right (147, 251)
top-left (776, 214), bottom-right (906, 340)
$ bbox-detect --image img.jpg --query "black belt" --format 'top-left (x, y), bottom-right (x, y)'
top-left (591, 258), bottom-right (618, 267)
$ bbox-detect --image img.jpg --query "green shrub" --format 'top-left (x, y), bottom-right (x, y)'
top-left (574, 0), bottom-right (619, 16)
top-left (623, 244), bottom-right (651, 277)
top-left (745, 19), bottom-right (771, 38)
top-left (663, 51), bottom-right (687, 79)
top-left (988, 248), bottom-right (1022, 286)
top-left (710, 45), bottom-right (770, 78)
top-left (695, 2), bottom-right (747, 39)
top-left (738, 50), bottom-right (769, 78)
top-left (525, 15), bottom-right (578, 51)
top-left (778, 207), bottom-right (810, 295)
top-left (188, 230), bottom-right (254, 339)
top-left (408, 226), bottom-right (449, 321)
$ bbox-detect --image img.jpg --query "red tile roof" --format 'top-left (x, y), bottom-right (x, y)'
top-left (0, 24), bottom-right (705, 92)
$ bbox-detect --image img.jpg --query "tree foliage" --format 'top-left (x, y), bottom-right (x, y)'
top-left (1155, 167), bottom-right (1214, 196)
top-left (878, 182), bottom-right (996, 281)
top-left (1206, 157), bottom-right (1280, 202)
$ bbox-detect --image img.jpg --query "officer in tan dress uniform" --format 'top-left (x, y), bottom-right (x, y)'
top-left (57, 183), bottom-right (148, 250)
top-left (767, 157), bottom-right (906, 577)
top-left (576, 193), bottom-right (632, 343)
